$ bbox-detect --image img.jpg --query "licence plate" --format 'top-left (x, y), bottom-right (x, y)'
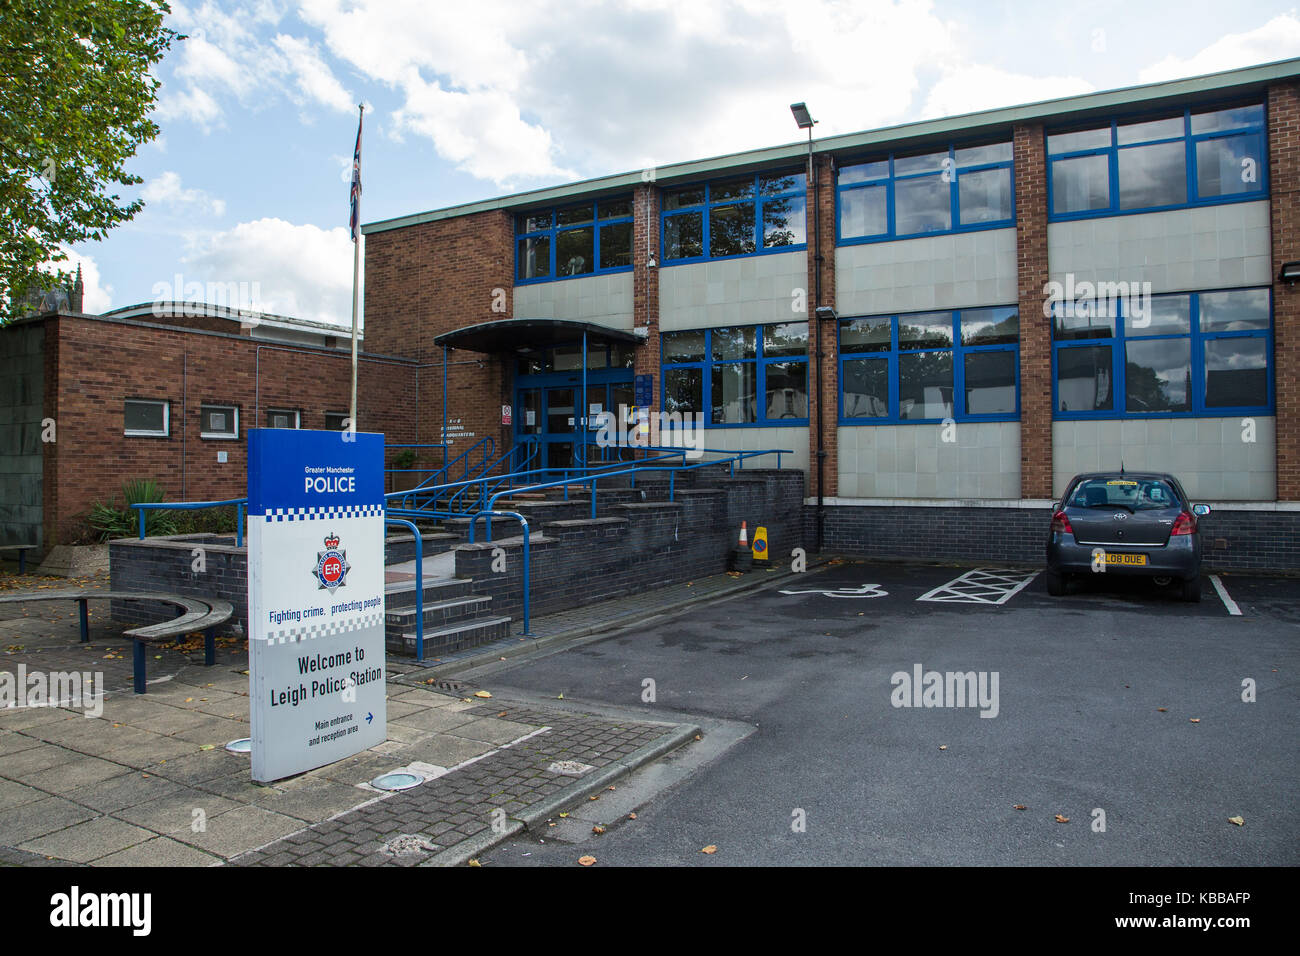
top-left (1105, 553), bottom-right (1147, 566)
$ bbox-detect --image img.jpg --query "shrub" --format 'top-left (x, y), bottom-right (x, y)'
top-left (87, 479), bottom-right (178, 541)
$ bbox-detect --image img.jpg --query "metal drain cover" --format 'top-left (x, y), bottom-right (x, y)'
top-left (225, 738), bottom-right (252, 754)
top-left (371, 771), bottom-right (425, 791)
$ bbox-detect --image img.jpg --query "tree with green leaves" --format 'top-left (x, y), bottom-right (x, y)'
top-left (0, 0), bottom-right (175, 322)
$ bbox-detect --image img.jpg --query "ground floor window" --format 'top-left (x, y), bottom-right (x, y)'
top-left (660, 322), bottom-right (809, 425)
top-left (265, 408), bottom-right (300, 429)
top-left (1052, 287), bottom-right (1272, 417)
top-left (124, 399), bottom-right (169, 437)
top-left (200, 404), bottom-right (239, 439)
top-left (838, 307), bottom-right (1019, 423)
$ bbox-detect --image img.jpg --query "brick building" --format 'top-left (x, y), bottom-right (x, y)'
top-left (361, 58), bottom-right (1300, 569)
top-left (1, 302), bottom-right (418, 552)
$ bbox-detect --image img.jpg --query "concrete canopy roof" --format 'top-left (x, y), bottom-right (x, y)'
top-left (433, 318), bottom-right (642, 353)
top-left (362, 56), bottom-right (1300, 237)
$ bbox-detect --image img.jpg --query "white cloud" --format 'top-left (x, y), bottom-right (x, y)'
top-left (141, 171), bottom-right (226, 217)
top-left (922, 65), bottom-right (1094, 120)
top-left (1138, 13), bottom-right (1300, 83)
top-left (154, 85), bottom-right (222, 130)
top-left (182, 217), bottom-right (355, 325)
top-left (52, 248), bottom-right (113, 313)
top-left (273, 34), bottom-right (356, 114)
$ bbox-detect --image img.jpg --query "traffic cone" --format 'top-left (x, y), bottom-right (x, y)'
top-left (738, 521), bottom-right (748, 548)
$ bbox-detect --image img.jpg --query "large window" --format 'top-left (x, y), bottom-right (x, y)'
top-left (516, 196), bottom-right (634, 282)
top-left (839, 307), bottom-right (1020, 423)
top-left (660, 322), bottom-right (809, 425)
top-left (837, 141), bottom-right (1014, 243)
top-left (1047, 103), bottom-right (1267, 220)
top-left (1052, 287), bottom-right (1272, 417)
top-left (661, 171), bottom-right (806, 264)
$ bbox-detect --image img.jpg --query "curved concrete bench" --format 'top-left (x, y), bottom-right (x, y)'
top-left (0, 590), bottom-right (234, 693)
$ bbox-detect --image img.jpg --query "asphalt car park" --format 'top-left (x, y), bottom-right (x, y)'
top-left (472, 559), bottom-right (1297, 866)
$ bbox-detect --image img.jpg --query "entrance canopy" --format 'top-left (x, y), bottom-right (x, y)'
top-left (433, 318), bottom-right (641, 353)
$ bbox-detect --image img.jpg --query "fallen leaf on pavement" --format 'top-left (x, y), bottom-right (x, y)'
top-left (474, 691), bottom-right (492, 698)
top-left (497, 711), bottom-right (507, 718)
top-left (1189, 718), bottom-right (1201, 723)
top-left (592, 825), bottom-right (606, 835)
top-left (1013, 805), bottom-right (1026, 811)
top-left (1055, 814), bottom-right (1070, 824)
top-left (628, 813), bottom-right (637, 820)
top-left (939, 745), bottom-right (948, 751)
top-left (578, 856), bottom-right (596, 866)
top-left (558, 812), bottom-right (569, 818)
top-left (467, 859), bottom-right (481, 867)
top-left (1228, 816), bottom-right (1244, 826)
top-left (1157, 707), bottom-right (1168, 712)
top-left (701, 845), bottom-right (718, 854)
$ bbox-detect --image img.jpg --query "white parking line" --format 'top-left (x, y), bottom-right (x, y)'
top-left (917, 567), bottom-right (1039, 605)
top-left (1209, 575), bottom-right (1242, 616)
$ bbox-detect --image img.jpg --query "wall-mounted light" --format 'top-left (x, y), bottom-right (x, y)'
top-left (814, 305), bottom-right (837, 321)
top-left (790, 102), bottom-right (815, 130)
top-left (1279, 261), bottom-right (1300, 283)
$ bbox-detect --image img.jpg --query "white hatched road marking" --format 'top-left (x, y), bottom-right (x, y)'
top-left (778, 583), bottom-right (889, 599)
top-left (917, 567), bottom-right (1039, 605)
top-left (1209, 575), bottom-right (1242, 616)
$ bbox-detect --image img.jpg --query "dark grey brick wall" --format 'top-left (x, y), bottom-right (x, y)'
top-left (809, 504), bottom-right (1300, 571)
top-left (109, 534), bottom-right (247, 633)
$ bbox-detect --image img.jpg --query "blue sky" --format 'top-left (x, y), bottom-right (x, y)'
top-left (65, 0), bottom-right (1300, 327)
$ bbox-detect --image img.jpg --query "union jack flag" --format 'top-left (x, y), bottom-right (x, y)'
top-left (349, 108), bottom-right (363, 242)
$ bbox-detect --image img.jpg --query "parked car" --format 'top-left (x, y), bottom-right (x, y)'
top-left (1045, 472), bottom-right (1210, 602)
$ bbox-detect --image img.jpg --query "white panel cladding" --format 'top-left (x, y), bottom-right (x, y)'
top-left (513, 274), bottom-right (633, 330)
top-left (834, 228), bottom-right (1018, 316)
top-left (690, 426), bottom-right (808, 482)
top-left (659, 251), bottom-right (808, 331)
top-left (1046, 201), bottom-right (1271, 295)
top-left (1051, 417), bottom-right (1276, 502)
top-left (837, 421), bottom-right (1020, 499)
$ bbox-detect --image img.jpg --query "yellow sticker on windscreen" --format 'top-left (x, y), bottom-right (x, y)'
top-left (1106, 479), bottom-right (1138, 485)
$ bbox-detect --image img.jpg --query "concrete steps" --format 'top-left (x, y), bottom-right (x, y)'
top-left (383, 574), bottom-right (510, 659)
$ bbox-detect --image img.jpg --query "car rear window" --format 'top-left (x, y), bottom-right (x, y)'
top-left (1068, 477), bottom-right (1179, 511)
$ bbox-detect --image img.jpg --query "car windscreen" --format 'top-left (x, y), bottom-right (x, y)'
top-left (1067, 477), bottom-right (1179, 512)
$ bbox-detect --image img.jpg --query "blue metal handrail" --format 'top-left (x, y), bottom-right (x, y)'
top-left (134, 499), bottom-right (247, 547)
top-left (464, 509), bottom-right (531, 636)
top-left (388, 436), bottom-right (495, 509)
top-left (385, 517), bottom-right (427, 662)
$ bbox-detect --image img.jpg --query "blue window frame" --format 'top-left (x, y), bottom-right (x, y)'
top-left (516, 196), bottom-right (634, 283)
top-left (660, 170), bottom-right (806, 265)
top-left (1047, 103), bottom-right (1267, 221)
top-left (660, 322), bottom-right (809, 426)
top-left (1051, 287), bottom-right (1273, 418)
top-left (838, 307), bottom-right (1020, 424)
top-left (836, 140), bottom-right (1014, 244)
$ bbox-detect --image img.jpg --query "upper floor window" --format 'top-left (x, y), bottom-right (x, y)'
top-left (516, 196), bottom-right (633, 283)
top-left (838, 307), bottom-right (1020, 423)
top-left (661, 171), bottom-right (806, 264)
top-left (661, 322), bottom-right (809, 425)
top-left (1051, 287), bottom-right (1272, 417)
top-left (1047, 104), bottom-right (1267, 220)
top-left (837, 141), bottom-right (1014, 244)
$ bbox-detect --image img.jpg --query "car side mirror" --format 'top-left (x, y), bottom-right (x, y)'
top-left (1192, 504), bottom-right (1210, 517)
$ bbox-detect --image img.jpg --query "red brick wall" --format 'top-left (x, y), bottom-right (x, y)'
top-left (43, 315), bottom-right (417, 544)
top-left (808, 153), bottom-right (837, 502)
top-left (1014, 122), bottom-right (1053, 499)
top-left (632, 183), bottom-right (660, 390)
top-left (363, 210), bottom-right (515, 463)
top-left (1270, 81), bottom-right (1300, 502)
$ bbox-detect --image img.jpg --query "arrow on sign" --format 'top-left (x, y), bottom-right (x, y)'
top-left (366, 712), bottom-right (373, 724)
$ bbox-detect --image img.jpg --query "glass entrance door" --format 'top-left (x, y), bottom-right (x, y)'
top-left (544, 388), bottom-right (575, 472)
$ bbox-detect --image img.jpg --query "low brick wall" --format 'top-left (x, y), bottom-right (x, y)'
top-left (810, 502), bottom-right (1300, 572)
top-left (109, 533), bottom-right (248, 633)
top-left (455, 470), bottom-right (807, 619)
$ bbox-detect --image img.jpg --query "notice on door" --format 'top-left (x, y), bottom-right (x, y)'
top-left (246, 429), bottom-right (387, 782)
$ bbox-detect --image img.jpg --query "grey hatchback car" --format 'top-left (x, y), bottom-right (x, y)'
top-left (1045, 472), bottom-right (1210, 602)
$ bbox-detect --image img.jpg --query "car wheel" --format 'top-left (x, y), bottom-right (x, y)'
top-left (1181, 575), bottom-right (1202, 603)
top-left (1045, 569), bottom-right (1066, 596)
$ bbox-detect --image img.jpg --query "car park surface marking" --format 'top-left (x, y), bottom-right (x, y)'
top-left (1209, 575), bottom-right (1242, 616)
top-left (777, 583), bottom-right (889, 599)
top-left (916, 567), bottom-right (1039, 605)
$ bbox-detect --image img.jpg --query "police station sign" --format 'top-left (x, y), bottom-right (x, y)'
top-left (247, 429), bottom-right (387, 782)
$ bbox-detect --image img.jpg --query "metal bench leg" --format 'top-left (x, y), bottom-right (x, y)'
top-left (79, 599), bottom-right (89, 643)
top-left (133, 640), bottom-right (147, 694)
top-left (18, 550), bottom-right (25, 574)
top-left (204, 628), bottom-right (216, 666)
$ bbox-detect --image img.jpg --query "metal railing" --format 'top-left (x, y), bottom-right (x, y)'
top-left (385, 517), bottom-right (427, 662)
top-left (387, 436), bottom-right (494, 509)
top-left (134, 499), bottom-right (247, 547)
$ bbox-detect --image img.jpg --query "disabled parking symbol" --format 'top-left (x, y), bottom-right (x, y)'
top-left (778, 583), bottom-right (889, 598)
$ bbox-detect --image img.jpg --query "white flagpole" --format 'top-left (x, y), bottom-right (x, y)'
top-left (349, 104), bottom-right (364, 430)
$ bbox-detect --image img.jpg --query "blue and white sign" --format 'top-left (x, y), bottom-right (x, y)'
top-left (247, 429), bottom-right (387, 782)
